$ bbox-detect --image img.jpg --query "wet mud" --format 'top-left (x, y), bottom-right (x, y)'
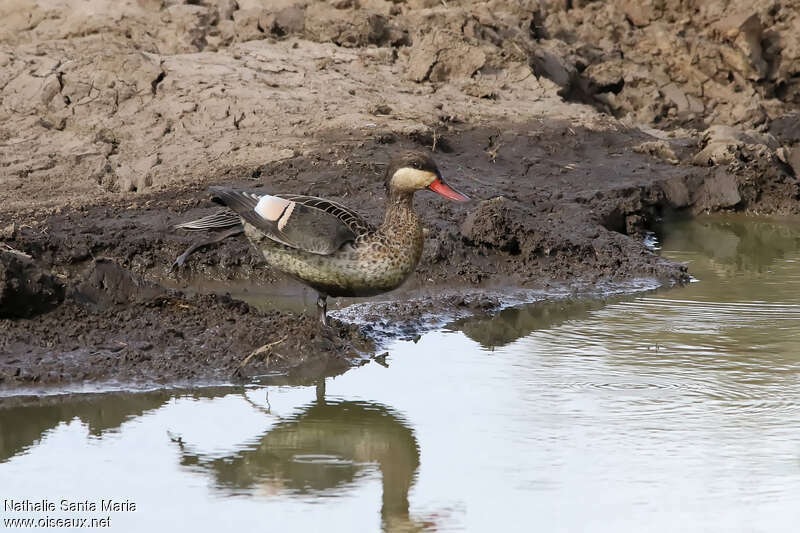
top-left (2, 0), bottom-right (799, 391)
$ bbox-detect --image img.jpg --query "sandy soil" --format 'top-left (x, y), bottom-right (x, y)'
top-left (1, 0), bottom-right (799, 390)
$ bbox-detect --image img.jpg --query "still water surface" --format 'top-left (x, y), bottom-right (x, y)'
top-left (2, 217), bottom-right (800, 532)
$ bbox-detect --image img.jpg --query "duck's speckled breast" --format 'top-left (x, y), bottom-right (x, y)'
top-left (243, 219), bottom-right (424, 298)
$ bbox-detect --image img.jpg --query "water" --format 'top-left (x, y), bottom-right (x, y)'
top-left (2, 216), bottom-right (800, 532)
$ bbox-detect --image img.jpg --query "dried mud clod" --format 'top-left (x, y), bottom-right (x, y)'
top-left (406, 30), bottom-right (487, 83)
top-left (534, 0), bottom-right (800, 129)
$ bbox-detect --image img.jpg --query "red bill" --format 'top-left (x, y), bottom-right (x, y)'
top-left (428, 177), bottom-right (470, 202)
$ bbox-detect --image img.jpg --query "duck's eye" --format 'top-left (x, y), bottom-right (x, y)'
top-left (411, 162), bottom-right (420, 169)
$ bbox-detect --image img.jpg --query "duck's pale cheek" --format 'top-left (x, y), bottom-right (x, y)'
top-left (391, 168), bottom-right (436, 190)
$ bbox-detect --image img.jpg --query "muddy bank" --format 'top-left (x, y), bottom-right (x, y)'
top-left (0, 257), bottom-right (372, 388)
top-left (1, 0), bottom-right (799, 391)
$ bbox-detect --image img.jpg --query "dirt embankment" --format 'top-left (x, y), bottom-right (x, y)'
top-left (1, 0), bottom-right (799, 390)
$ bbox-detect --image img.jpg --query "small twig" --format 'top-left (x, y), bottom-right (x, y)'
top-left (1, 243), bottom-right (32, 259)
top-left (240, 336), bottom-right (288, 369)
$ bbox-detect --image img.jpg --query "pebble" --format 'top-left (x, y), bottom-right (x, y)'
top-left (0, 223), bottom-right (16, 240)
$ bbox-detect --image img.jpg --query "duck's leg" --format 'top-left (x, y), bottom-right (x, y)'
top-left (316, 294), bottom-right (329, 327)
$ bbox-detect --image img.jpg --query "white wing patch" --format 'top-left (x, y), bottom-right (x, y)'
top-left (255, 195), bottom-right (292, 221)
top-left (277, 202), bottom-right (295, 231)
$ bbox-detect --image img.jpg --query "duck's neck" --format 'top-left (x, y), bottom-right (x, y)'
top-left (379, 190), bottom-right (420, 235)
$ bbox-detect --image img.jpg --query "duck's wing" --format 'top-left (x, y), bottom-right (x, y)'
top-left (275, 194), bottom-right (373, 236)
top-left (209, 187), bottom-right (373, 256)
top-left (173, 209), bottom-right (242, 231)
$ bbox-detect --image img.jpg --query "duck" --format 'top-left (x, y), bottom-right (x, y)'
top-left (174, 151), bottom-right (469, 325)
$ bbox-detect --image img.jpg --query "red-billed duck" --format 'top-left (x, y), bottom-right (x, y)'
top-left (175, 151), bottom-right (469, 325)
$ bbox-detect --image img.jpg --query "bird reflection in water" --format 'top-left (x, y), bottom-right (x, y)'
top-left (173, 381), bottom-right (432, 532)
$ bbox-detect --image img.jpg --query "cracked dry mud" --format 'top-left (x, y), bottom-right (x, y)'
top-left (1, 0), bottom-right (799, 390)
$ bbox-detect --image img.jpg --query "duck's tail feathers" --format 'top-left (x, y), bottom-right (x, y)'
top-left (174, 209), bottom-right (242, 231)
